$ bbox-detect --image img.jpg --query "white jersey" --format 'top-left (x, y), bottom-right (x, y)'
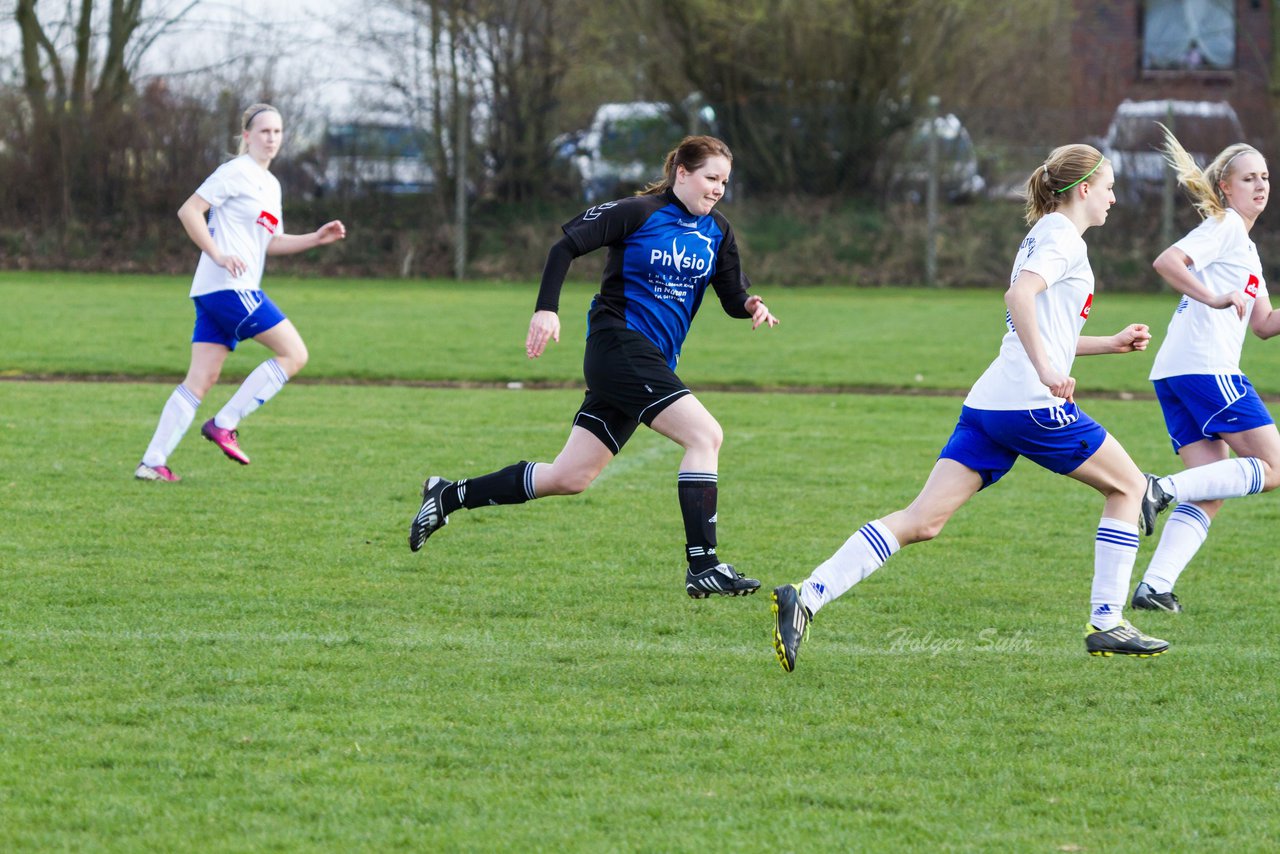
top-left (965, 212), bottom-right (1095, 410)
top-left (188, 155), bottom-right (283, 297)
top-left (1149, 209), bottom-right (1266, 380)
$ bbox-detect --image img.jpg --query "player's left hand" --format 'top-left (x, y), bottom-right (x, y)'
top-left (316, 220), bottom-right (347, 244)
top-left (526, 310), bottom-right (560, 358)
top-left (1113, 323), bottom-right (1151, 353)
top-left (745, 295), bottom-right (779, 330)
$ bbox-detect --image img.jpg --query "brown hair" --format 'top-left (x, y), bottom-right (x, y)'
top-left (1024, 144), bottom-right (1107, 224)
top-left (640, 135), bottom-right (733, 195)
top-left (237, 103), bottom-right (281, 155)
top-left (1159, 123), bottom-right (1263, 220)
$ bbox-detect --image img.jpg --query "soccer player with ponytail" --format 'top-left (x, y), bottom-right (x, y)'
top-left (772, 144), bottom-right (1170, 672)
top-left (1131, 127), bottom-right (1280, 613)
top-left (135, 103), bottom-right (346, 481)
top-left (407, 135), bottom-right (778, 600)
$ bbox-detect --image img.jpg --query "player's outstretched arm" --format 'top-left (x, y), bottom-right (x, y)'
top-left (1077, 323), bottom-right (1151, 356)
top-left (268, 221), bottom-right (347, 255)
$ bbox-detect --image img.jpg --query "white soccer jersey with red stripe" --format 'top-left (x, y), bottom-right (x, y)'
top-left (188, 155), bottom-right (283, 297)
top-left (1150, 209), bottom-right (1267, 380)
top-left (965, 212), bottom-right (1095, 410)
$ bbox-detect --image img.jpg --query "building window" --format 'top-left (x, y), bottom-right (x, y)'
top-left (1142, 0), bottom-right (1236, 71)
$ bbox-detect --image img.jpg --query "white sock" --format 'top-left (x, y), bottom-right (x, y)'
top-left (1142, 503), bottom-right (1212, 593)
top-left (800, 520), bottom-right (900, 615)
top-left (142, 384), bottom-right (201, 467)
top-left (1090, 518), bottom-right (1139, 631)
top-left (1160, 457), bottom-right (1264, 502)
top-left (214, 359), bottom-right (288, 430)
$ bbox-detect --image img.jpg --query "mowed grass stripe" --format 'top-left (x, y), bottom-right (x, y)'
top-left (9, 271), bottom-right (1280, 394)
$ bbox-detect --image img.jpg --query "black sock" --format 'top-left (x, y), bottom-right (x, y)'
top-left (447, 461), bottom-right (536, 512)
top-left (678, 472), bottom-right (719, 571)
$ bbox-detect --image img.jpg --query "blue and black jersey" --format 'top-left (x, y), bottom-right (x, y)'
top-left (536, 189), bottom-right (752, 369)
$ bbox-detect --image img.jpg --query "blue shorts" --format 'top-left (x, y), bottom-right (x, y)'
top-left (1153, 374), bottom-right (1275, 452)
top-left (191, 290), bottom-right (287, 350)
top-left (939, 403), bottom-right (1108, 488)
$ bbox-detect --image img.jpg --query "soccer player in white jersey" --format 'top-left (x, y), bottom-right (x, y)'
top-left (772, 144), bottom-right (1171, 672)
top-left (1129, 128), bottom-right (1280, 613)
top-left (135, 103), bottom-right (346, 482)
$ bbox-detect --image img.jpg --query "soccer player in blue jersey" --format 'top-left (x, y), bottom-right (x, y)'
top-left (772, 144), bottom-right (1171, 672)
top-left (408, 136), bottom-right (779, 598)
top-left (1130, 128), bottom-right (1280, 613)
top-left (135, 103), bottom-right (346, 482)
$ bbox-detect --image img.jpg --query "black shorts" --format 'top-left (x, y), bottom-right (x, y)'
top-left (574, 327), bottom-right (690, 454)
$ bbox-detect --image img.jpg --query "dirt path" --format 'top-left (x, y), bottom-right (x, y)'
top-left (0, 372), bottom-right (1173, 400)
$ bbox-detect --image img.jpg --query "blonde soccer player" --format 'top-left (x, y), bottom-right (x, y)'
top-left (1131, 127), bottom-right (1280, 613)
top-left (772, 145), bottom-right (1171, 672)
top-left (135, 103), bottom-right (346, 482)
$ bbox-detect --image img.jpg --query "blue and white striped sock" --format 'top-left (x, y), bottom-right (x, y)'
top-left (215, 358), bottom-right (289, 429)
top-left (142, 384), bottom-right (201, 467)
top-left (1142, 502), bottom-right (1212, 593)
top-left (801, 519), bottom-right (899, 615)
top-left (1091, 518), bottom-right (1139, 631)
top-left (1161, 457), bottom-right (1265, 502)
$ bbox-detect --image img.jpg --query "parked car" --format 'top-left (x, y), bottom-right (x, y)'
top-left (883, 113), bottom-right (986, 203)
top-left (1094, 99), bottom-right (1245, 200)
top-left (317, 123), bottom-right (435, 196)
top-left (554, 101), bottom-right (714, 202)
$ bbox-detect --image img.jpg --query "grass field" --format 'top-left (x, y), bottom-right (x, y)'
top-left (3, 274), bottom-right (1280, 851)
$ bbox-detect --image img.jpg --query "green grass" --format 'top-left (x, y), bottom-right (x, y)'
top-left (7, 270), bottom-right (1280, 394)
top-left (3, 273), bottom-right (1280, 850)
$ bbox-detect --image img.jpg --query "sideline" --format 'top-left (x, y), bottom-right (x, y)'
top-left (0, 372), bottom-right (1176, 400)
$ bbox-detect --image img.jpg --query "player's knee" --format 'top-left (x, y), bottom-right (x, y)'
top-left (1115, 469), bottom-right (1146, 502)
top-left (184, 373), bottom-right (218, 398)
top-left (1259, 458), bottom-right (1280, 492)
top-left (691, 420), bottom-right (723, 454)
top-left (547, 467), bottom-right (595, 496)
top-left (914, 517), bottom-right (947, 543)
top-left (280, 345), bottom-right (308, 377)
top-left (899, 511), bottom-right (946, 544)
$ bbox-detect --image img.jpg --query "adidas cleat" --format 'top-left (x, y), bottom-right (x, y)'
top-left (1139, 473), bottom-right (1174, 535)
top-left (685, 563), bottom-right (760, 599)
top-left (408, 476), bottom-right (452, 552)
top-left (1131, 581), bottom-right (1183, 613)
top-left (135, 462), bottom-right (180, 482)
top-left (771, 583), bottom-right (811, 673)
top-left (1085, 620), bottom-right (1169, 657)
top-left (201, 419), bottom-right (250, 465)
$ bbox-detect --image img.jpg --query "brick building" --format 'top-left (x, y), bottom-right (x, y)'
top-left (1071, 0), bottom-right (1277, 145)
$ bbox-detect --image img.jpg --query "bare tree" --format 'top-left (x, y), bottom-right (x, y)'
top-left (638, 0), bottom-right (1019, 197)
top-left (11, 0), bottom-right (196, 225)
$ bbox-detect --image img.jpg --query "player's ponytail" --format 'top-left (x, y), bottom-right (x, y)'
top-left (641, 135), bottom-right (733, 196)
top-left (1025, 144), bottom-right (1106, 224)
top-left (1161, 123), bottom-right (1259, 221)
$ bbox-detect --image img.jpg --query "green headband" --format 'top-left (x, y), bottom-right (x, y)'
top-left (1053, 158), bottom-right (1105, 194)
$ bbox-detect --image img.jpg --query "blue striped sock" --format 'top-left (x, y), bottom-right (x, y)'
top-left (1091, 518), bottom-right (1139, 630)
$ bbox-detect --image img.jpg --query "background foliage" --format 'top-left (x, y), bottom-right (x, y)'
top-left (0, 0), bottom-right (1087, 283)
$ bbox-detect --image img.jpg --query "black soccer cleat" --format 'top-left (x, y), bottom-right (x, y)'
top-left (1139, 473), bottom-right (1174, 536)
top-left (408, 476), bottom-right (452, 552)
top-left (685, 563), bottom-right (760, 599)
top-left (1131, 581), bottom-right (1183, 613)
top-left (771, 583), bottom-right (811, 673)
top-left (1085, 620), bottom-right (1169, 657)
